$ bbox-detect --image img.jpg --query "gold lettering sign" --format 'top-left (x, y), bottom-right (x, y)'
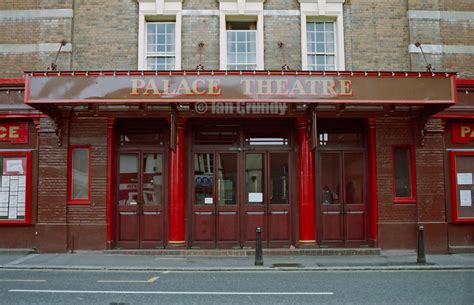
top-left (130, 78), bottom-right (353, 98)
top-left (0, 124), bottom-right (28, 144)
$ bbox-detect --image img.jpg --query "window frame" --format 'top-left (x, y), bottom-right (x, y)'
top-left (300, 0), bottom-right (346, 71)
top-left (145, 21), bottom-right (177, 70)
top-left (450, 151), bottom-right (474, 223)
top-left (68, 145), bottom-right (92, 205)
top-left (306, 21), bottom-right (336, 71)
top-left (226, 29), bottom-right (258, 70)
top-left (137, 0), bottom-right (182, 70)
top-left (219, 7), bottom-right (264, 70)
top-left (0, 151), bottom-right (32, 225)
top-left (392, 145), bottom-right (417, 203)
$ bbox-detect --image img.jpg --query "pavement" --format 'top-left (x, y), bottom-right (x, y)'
top-left (0, 250), bottom-right (473, 271)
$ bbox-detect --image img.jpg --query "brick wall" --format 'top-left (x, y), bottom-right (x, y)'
top-left (343, 0), bottom-right (410, 71)
top-left (264, 16), bottom-right (301, 70)
top-left (71, 0), bottom-right (138, 70)
top-left (181, 16), bottom-right (219, 70)
top-left (183, 0), bottom-right (217, 10)
top-left (67, 117), bottom-right (108, 224)
top-left (376, 118), bottom-right (417, 224)
top-left (0, 2), bottom-right (73, 77)
top-left (407, 0), bottom-right (474, 77)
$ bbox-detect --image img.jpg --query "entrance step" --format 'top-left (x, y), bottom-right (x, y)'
top-left (104, 248), bottom-right (381, 256)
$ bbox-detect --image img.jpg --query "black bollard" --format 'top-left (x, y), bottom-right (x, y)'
top-left (417, 225), bottom-right (426, 264)
top-left (255, 226), bottom-right (264, 266)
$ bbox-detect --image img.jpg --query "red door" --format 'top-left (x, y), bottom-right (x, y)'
top-left (242, 152), bottom-right (292, 248)
top-left (191, 150), bottom-right (292, 248)
top-left (116, 151), bottom-right (165, 248)
top-left (192, 152), bottom-right (240, 248)
top-left (318, 151), bottom-right (368, 247)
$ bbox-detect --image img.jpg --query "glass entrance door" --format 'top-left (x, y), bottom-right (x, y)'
top-left (116, 151), bottom-right (165, 248)
top-left (191, 150), bottom-right (291, 249)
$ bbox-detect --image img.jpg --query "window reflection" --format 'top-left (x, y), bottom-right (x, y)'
top-left (270, 153), bottom-right (288, 204)
top-left (142, 153), bottom-right (163, 205)
top-left (194, 153), bottom-right (214, 205)
top-left (217, 154), bottom-right (237, 205)
top-left (246, 154), bottom-right (264, 204)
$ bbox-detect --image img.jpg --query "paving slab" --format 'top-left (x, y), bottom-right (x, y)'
top-left (0, 252), bottom-right (473, 271)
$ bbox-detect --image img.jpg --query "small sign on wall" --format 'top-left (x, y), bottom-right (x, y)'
top-left (0, 123), bottom-right (28, 144)
top-left (452, 123), bottom-right (474, 144)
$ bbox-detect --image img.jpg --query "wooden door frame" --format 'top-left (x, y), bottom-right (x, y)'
top-left (114, 120), bottom-right (169, 249)
top-left (315, 119), bottom-right (370, 247)
top-left (187, 119), bottom-right (296, 249)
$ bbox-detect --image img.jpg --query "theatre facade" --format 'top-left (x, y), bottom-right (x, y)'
top-left (1, 70), bottom-right (472, 253)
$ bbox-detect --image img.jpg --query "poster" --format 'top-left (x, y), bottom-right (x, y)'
top-left (1, 176), bottom-right (9, 189)
top-left (204, 197), bottom-right (213, 204)
top-left (460, 190), bottom-right (472, 207)
top-left (10, 177), bottom-right (18, 192)
top-left (18, 176), bottom-right (26, 188)
top-left (248, 192), bottom-right (263, 203)
top-left (457, 173), bottom-right (473, 185)
top-left (3, 159), bottom-right (24, 175)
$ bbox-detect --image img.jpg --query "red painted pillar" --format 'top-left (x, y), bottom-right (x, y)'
top-left (368, 118), bottom-right (378, 242)
top-left (297, 118), bottom-right (316, 245)
top-left (168, 117), bottom-right (186, 246)
top-left (106, 118), bottom-right (115, 248)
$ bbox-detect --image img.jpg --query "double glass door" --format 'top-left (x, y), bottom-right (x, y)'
top-left (191, 151), bottom-right (291, 248)
top-left (116, 151), bottom-right (165, 248)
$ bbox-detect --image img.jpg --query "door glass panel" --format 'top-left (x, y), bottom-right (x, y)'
top-left (270, 153), bottom-right (289, 204)
top-left (344, 153), bottom-right (364, 204)
top-left (217, 154), bottom-right (237, 205)
top-left (194, 153), bottom-right (214, 205)
top-left (119, 154), bottom-right (139, 206)
top-left (142, 153), bottom-right (163, 205)
top-left (320, 153), bottom-right (341, 204)
top-left (246, 154), bottom-right (264, 204)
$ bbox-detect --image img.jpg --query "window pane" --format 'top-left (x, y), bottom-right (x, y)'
top-left (325, 22), bottom-right (334, 32)
top-left (194, 153), bottom-right (214, 205)
top-left (316, 22), bottom-right (324, 31)
top-left (394, 148), bottom-right (412, 198)
top-left (217, 154), bottom-right (237, 205)
top-left (72, 149), bottom-right (89, 200)
top-left (0, 156), bottom-right (27, 220)
top-left (320, 153), bottom-right (341, 204)
top-left (246, 154), bottom-right (264, 204)
top-left (142, 153), bottom-right (163, 205)
top-left (119, 154), bottom-right (138, 206)
top-left (270, 153), bottom-right (289, 204)
top-left (316, 43), bottom-right (325, 52)
top-left (344, 153), bottom-right (364, 204)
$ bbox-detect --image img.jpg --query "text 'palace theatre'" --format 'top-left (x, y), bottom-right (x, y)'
top-left (0, 0), bottom-right (473, 254)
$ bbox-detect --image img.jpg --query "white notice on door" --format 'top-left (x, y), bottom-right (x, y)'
top-left (460, 190), bottom-right (472, 207)
top-left (249, 192), bottom-right (263, 203)
top-left (6, 159), bottom-right (23, 174)
top-left (457, 173), bottom-right (473, 185)
top-left (204, 197), bottom-right (213, 204)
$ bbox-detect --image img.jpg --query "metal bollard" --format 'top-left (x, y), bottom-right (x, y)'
top-left (255, 226), bottom-right (264, 266)
top-left (417, 225), bottom-right (426, 264)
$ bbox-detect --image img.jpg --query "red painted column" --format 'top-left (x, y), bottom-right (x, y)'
top-left (297, 118), bottom-right (316, 245)
top-left (368, 118), bottom-right (378, 242)
top-left (168, 117), bottom-right (186, 246)
top-left (106, 118), bottom-right (115, 248)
